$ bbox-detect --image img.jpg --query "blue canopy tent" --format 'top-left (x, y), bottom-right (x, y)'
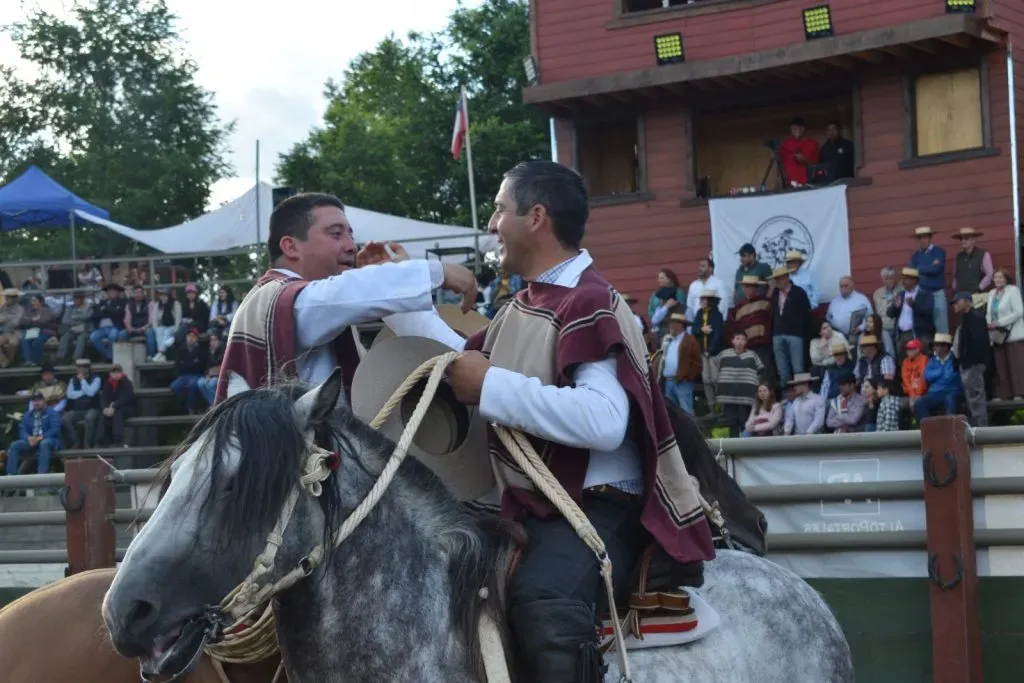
top-left (0, 165), bottom-right (110, 263)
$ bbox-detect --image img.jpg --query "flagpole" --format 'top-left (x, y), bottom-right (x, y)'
top-left (462, 86), bottom-right (481, 274)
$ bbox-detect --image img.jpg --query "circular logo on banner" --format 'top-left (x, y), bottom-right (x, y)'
top-left (751, 216), bottom-right (814, 268)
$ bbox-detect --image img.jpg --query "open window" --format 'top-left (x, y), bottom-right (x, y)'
top-left (909, 65), bottom-right (986, 159)
top-left (692, 94), bottom-right (855, 198)
top-left (575, 118), bottom-right (646, 198)
top-left (623, 0), bottom-right (702, 12)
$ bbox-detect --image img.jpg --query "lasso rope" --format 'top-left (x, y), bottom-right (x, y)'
top-left (202, 350), bottom-right (634, 682)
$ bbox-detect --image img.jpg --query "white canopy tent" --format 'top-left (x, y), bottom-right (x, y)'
top-left (74, 182), bottom-right (496, 261)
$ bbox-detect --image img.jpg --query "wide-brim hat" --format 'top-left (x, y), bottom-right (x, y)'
top-left (371, 304), bottom-right (490, 349)
top-left (668, 312), bottom-right (689, 324)
top-left (933, 333), bottom-right (954, 345)
top-left (913, 226), bottom-right (934, 237)
top-left (350, 336), bottom-right (494, 502)
top-left (103, 282), bottom-right (125, 292)
top-left (784, 250), bottom-right (806, 263)
top-left (972, 293), bottom-right (988, 309)
top-left (739, 275), bottom-right (764, 286)
top-left (699, 288), bottom-right (721, 299)
top-left (770, 266), bottom-right (793, 279)
top-left (788, 372), bottom-right (814, 386)
top-left (901, 267), bottom-right (920, 279)
top-left (858, 335), bottom-right (880, 347)
top-left (3, 288), bottom-right (21, 297)
top-left (830, 341), bottom-right (849, 354)
top-left (954, 227), bottom-right (983, 239)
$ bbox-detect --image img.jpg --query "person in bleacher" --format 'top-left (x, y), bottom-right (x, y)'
top-left (175, 284), bottom-right (209, 347)
top-left (825, 371), bottom-right (867, 433)
top-left (99, 364), bottom-right (136, 447)
top-left (952, 291), bottom-right (992, 427)
top-left (147, 289), bottom-right (181, 362)
top-left (17, 293), bottom-right (58, 366)
top-left (88, 282), bottom-right (127, 362)
top-left (0, 288), bottom-right (23, 368)
top-left (170, 327), bottom-right (207, 415)
top-left (62, 358), bottom-right (102, 449)
top-left (660, 312), bottom-right (700, 415)
top-left (57, 290), bottom-right (93, 361)
top-left (207, 285), bottom-right (238, 338)
top-left (120, 285), bottom-right (152, 343)
top-left (5, 392), bottom-right (62, 477)
top-left (28, 363), bottom-right (66, 413)
top-left (196, 331), bottom-right (224, 408)
top-left (913, 333), bottom-right (962, 422)
top-left (783, 373), bottom-right (825, 435)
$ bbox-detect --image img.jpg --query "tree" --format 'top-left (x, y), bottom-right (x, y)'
top-left (277, 0), bottom-right (548, 229)
top-left (0, 0), bottom-right (232, 261)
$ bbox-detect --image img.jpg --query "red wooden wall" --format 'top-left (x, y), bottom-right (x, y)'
top-left (536, 0), bottom-right (951, 85)
top-left (990, 0), bottom-right (1024, 245)
top-left (559, 52), bottom-right (1018, 303)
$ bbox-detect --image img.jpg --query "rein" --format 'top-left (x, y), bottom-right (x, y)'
top-left (184, 351), bottom-right (636, 683)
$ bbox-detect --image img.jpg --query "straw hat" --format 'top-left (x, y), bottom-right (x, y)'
top-left (372, 304), bottom-right (491, 349)
top-left (913, 226), bottom-right (935, 237)
top-left (770, 266), bottom-right (793, 279)
top-left (669, 312), bottom-right (689, 324)
top-left (788, 372), bottom-right (814, 386)
top-left (954, 227), bottom-right (983, 239)
top-left (349, 336), bottom-right (493, 502)
top-left (933, 333), bottom-right (954, 345)
top-left (830, 341), bottom-right (849, 354)
top-left (901, 267), bottom-right (920, 279)
top-left (784, 250), bottom-right (806, 263)
top-left (699, 288), bottom-right (720, 299)
top-left (972, 293), bottom-right (988, 309)
top-left (2, 288), bottom-right (21, 297)
top-left (739, 275), bottom-right (764, 286)
top-left (858, 335), bottom-right (880, 347)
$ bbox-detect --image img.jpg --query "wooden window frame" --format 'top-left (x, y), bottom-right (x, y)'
top-left (609, 0), bottom-right (780, 28)
top-left (572, 115), bottom-right (654, 207)
top-left (900, 57), bottom-right (1000, 170)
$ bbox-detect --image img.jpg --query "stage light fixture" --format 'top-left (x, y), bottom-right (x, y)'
top-left (803, 5), bottom-right (834, 40)
top-left (654, 33), bottom-right (684, 66)
top-left (945, 0), bottom-right (976, 13)
top-left (522, 55), bottom-right (539, 86)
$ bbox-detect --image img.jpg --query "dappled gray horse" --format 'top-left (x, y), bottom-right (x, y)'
top-left (103, 370), bottom-right (854, 683)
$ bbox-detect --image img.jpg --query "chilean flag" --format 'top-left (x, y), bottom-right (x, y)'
top-left (450, 88), bottom-right (469, 160)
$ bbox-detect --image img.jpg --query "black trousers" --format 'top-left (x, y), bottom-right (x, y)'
top-left (722, 403), bottom-right (748, 438)
top-left (508, 490), bottom-right (646, 682)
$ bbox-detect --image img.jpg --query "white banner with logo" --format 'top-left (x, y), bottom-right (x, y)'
top-left (709, 185), bottom-right (852, 301)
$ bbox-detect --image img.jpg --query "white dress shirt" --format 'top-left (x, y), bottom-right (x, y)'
top-left (275, 260), bottom-right (445, 387)
top-left (386, 250), bottom-right (641, 489)
top-left (685, 275), bottom-right (730, 321)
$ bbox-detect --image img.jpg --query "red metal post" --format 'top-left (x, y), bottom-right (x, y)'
top-left (919, 415), bottom-right (983, 683)
top-left (63, 458), bottom-right (116, 574)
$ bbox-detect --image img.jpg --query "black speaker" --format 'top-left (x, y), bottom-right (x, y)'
top-left (272, 186), bottom-right (297, 208)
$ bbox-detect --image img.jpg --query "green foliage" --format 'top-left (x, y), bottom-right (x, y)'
top-left (277, 0), bottom-right (549, 229)
top-left (0, 0), bottom-right (232, 262)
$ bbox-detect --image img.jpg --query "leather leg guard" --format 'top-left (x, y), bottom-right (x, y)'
top-left (510, 598), bottom-right (606, 683)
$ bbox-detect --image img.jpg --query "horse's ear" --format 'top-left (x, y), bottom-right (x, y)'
top-left (294, 367), bottom-right (344, 428)
top-left (226, 372), bottom-right (251, 399)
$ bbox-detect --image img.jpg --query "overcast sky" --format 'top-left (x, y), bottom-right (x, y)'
top-left (1, 0), bottom-right (480, 210)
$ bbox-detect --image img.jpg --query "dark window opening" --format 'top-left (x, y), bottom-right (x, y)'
top-left (576, 119), bottom-right (643, 198)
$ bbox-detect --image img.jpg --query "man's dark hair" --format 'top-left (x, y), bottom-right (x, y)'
top-left (267, 193), bottom-right (346, 262)
top-left (502, 161), bottom-right (588, 249)
top-left (739, 243), bottom-right (756, 256)
top-left (704, 257), bottom-right (715, 271)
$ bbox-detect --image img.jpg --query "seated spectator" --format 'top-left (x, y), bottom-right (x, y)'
top-left (208, 285), bottom-right (238, 338)
top-left (147, 289), bottom-right (181, 361)
top-left (63, 359), bottom-right (102, 449)
top-left (985, 268), bottom-right (1024, 400)
top-left (730, 275), bottom-right (775, 385)
top-left (57, 290), bottom-right (94, 361)
top-left (89, 283), bottom-right (128, 362)
top-left (770, 266), bottom-right (812, 386)
top-left (76, 257), bottom-right (102, 290)
top-left (171, 328), bottom-right (208, 414)
top-left (175, 284), bottom-right (210, 346)
top-left (486, 270), bottom-right (524, 319)
top-left (29, 363), bottom-right (67, 413)
top-left (743, 383), bottom-right (783, 437)
top-left (99, 364), bottom-right (136, 447)
top-left (121, 285), bottom-right (152, 342)
top-left (826, 276), bottom-right (873, 340)
top-left (953, 291), bottom-right (992, 426)
top-left (197, 331), bottom-right (225, 408)
top-left (862, 380), bottom-right (879, 432)
top-left (6, 392), bottom-right (62, 476)
top-left (890, 267), bottom-right (935, 363)
top-left (914, 334), bottom-right (962, 422)
top-left (901, 339), bottom-right (929, 413)
top-left (693, 288), bottom-right (725, 408)
top-left (784, 373), bottom-right (825, 435)
top-left (715, 331), bottom-right (764, 437)
top-left (820, 341), bottom-right (856, 401)
top-left (826, 372), bottom-right (867, 433)
top-left (859, 313), bottom-right (896, 360)
top-left (875, 379), bottom-right (901, 432)
top-left (0, 288), bottom-right (24, 368)
top-left (648, 268), bottom-right (685, 337)
top-left (809, 320), bottom-right (848, 374)
top-left (18, 293), bottom-right (59, 365)
top-left (781, 384), bottom-right (797, 426)
top-left (854, 335), bottom-right (896, 384)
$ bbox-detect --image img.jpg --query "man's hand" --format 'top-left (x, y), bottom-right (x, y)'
top-left (28, 435), bottom-right (41, 447)
top-left (356, 241), bottom-right (411, 267)
top-left (442, 264), bottom-right (479, 314)
top-left (103, 407), bottom-right (114, 417)
top-left (446, 351), bottom-right (491, 405)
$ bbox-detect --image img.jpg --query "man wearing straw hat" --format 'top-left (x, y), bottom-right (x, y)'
top-left (769, 264), bottom-right (813, 385)
top-left (389, 160), bottom-right (714, 682)
top-left (785, 249), bottom-right (819, 309)
top-left (952, 227), bottom-right (993, 294)
top-left (889, 266), bottom-right (935, 362)
top-left (215, 192), bottom-right (479, 401)
top-left (952, 291), bottom-right (992, 426)
top-left (660, 311), bottom-right (701, 415)
top-left (908, 226), bottom-right (948, 334)
top-left (783, 372), bottom-right (825, 435)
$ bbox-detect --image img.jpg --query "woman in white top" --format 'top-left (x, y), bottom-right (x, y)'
top-left (986, 268), bottom-right (1024, 399)
top-left (810, 320), bottom-right (848, 369)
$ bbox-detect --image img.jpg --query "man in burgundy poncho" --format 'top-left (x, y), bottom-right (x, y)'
top-left (386, 161), bottom-right (715, 682)
top-left (215, 192), bottom-right (478, 402)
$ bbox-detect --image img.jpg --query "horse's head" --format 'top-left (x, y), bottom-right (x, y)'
top-left (103, 370), bottom-right (348, 679)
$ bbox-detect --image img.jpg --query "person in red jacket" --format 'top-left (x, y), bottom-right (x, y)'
top-left (779, 117), bottom-right (819, 186)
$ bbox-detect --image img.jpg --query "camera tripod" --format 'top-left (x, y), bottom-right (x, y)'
top-left (760, 148), bottom-right (789, 191)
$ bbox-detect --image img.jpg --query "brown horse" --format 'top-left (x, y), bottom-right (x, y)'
top-left (0, 568), bottom-right (280, 683)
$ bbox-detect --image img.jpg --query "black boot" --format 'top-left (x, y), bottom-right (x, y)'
top-left (510, 598), bottom-right (606, 683)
